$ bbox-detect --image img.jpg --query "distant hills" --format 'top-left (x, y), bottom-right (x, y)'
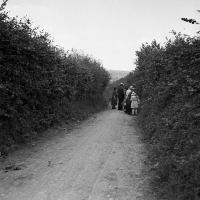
top-left (108, 70), bottom-right (130, 82)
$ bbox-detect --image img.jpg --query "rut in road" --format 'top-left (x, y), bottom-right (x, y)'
top-left (0, 110), bottom-right (152, 200)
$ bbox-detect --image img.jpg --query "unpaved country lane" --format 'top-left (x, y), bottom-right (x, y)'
top-left (0, 110), bottom-right (150, 200)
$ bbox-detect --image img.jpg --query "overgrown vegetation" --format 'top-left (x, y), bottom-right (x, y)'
top-left (108, 32), bottom-right (200, 200)
top-left (0, 6), bottom-right (110, 153)
top-left (124, 33), bottom-right (200, 200)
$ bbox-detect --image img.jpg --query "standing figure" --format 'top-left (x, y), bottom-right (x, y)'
top-left (125, 86), bottom-right (133, 115)
top-left (117, 83), bottom-right (125, 110)
top-left (130, 90), bottom-right (139, 115)
top-left (111, 87), bottom-right (117, 109)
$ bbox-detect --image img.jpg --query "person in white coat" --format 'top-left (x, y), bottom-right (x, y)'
top-left (124, 86), bottom-right (133, 114)
top-left (130, 90), bottom-right (139, 115)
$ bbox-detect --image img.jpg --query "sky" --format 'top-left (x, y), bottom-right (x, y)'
top-left (5, 0), bottom-right (200, 71)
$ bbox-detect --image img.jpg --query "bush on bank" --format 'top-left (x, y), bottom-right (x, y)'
top-left (130, 34), bottom-right (200, 200)
top-left (0, 11), bottom-right (110, 152)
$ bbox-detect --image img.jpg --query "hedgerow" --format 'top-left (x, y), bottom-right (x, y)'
top-left (0, 10), bottom-right (110, 152)
top-left (131, 34), bottom-right (200, 200)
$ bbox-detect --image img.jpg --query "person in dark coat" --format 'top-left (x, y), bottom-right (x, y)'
top-left (111, 87), bottom-right (117, 109)
top-left (117, 83), bottom-right (125, 110)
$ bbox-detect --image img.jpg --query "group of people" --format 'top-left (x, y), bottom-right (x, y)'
top-left (111, 83), bottom-right (139, 115)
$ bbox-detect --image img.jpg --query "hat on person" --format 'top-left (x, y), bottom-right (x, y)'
top-left (120, 82), bottom-right (124, 86)
top-left (129, 86), bottom-right (134, 90)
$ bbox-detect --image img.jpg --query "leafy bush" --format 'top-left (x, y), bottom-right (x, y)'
top-left (0, 10), bottom-right (110, 152)
top-left (130, 34), bottom-right (200, 200)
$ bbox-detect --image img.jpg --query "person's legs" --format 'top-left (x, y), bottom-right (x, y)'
top-left (135, 108), bottom-right (138, 115)
top-left (127, 105), bottom-right (132, 115)
top-left (117, 100), bottom-right (120, 110)
top-left (118, 104), bottom-right (120, 110)
top-left (121, 99), bottom-right (124, 110)
top-left (118, 98), bottom-right (122, 110)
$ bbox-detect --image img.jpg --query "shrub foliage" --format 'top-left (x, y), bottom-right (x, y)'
top-left (131, 34), bottom-right (200, 200)
top-left (0, 11), bottom-right (110, 149)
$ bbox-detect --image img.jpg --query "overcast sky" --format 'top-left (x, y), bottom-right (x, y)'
top-left (5, 0), bottom-right (200, 71)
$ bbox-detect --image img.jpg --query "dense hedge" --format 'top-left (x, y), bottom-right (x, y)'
top-left (0, 11), bottom-right (110, 151)
top-left (130, 34), bottom-right (200, 200)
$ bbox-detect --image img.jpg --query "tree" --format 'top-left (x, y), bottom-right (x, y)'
top-left (181, 10), bottom-right (200, 34)
top-left (181, 17), bottom-right (199, 24)
top-left (0, 0), bottom-right (8, 11)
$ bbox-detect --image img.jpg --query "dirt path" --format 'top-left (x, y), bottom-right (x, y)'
top-left (0, 110), bottom-right (152, 200)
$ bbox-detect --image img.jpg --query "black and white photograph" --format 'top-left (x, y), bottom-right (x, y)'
top-left (0, 0), bottom-right (200, 199)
